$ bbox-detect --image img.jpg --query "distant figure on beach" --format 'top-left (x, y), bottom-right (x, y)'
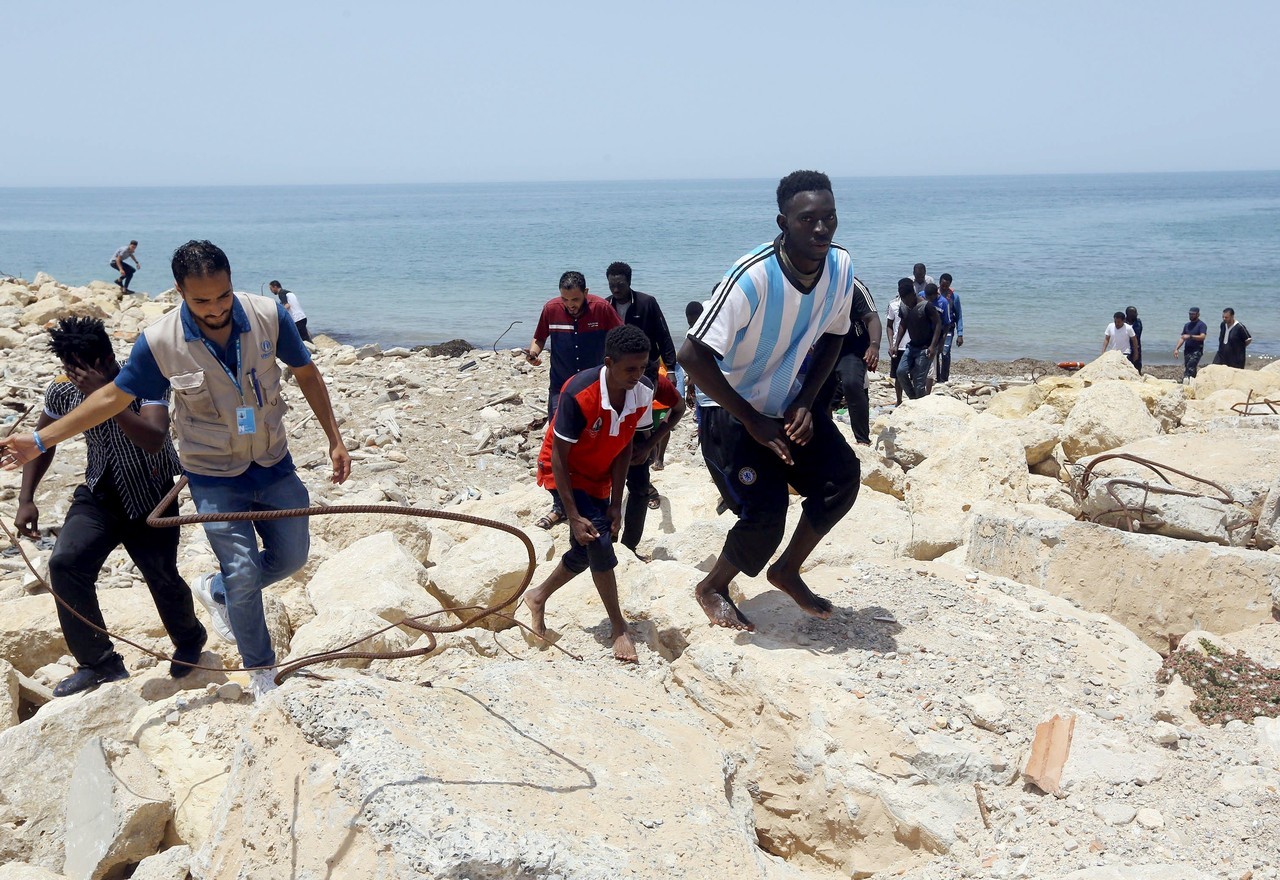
top-left (1125, 306), bottom-right (1144, 374)
top-left (1102, 311), bottom-right (1138, 363)
top-left (1, 240), bottom-right (351, 700)
top-left (110, 241), bottom-right (140, 292)
top-left (925, 282), bottom-right (950, 393)
top-left (1174, 307), bottom-right (1208, 380)
top-left (679, 170), bottom-right (861, 632)
top-left (885, 288), bottom-right (905, 406)
top-left (14, 317), bottom-right (206, 697)
top-left (893, 278), bottom-right (942, 400)
top-left (269, 281), bottom-right (313, 343)
top-left (816, 277), bottom-right (880, 445)
top-left (527, 271), bottom-right (622, 529)
top-left (605, 261), bottom-right (678, 474)
top-left (1214, 308), bottom-right (1252, 369)
top-left (936, 273), bottom-right (963, 383)
top-left (911, 263), bottom-right (934, 296)
top-left (525, 324), bottom-right (656, 663)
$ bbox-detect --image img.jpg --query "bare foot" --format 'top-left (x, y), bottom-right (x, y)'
top-left (695, 582), bottom-right (755, 631)
top-left (524, 592), bottom-right (547, 637)
top-left (766, 564), bottom-right (835, 619)
top-left (612, 629), bottom-right (638, 663)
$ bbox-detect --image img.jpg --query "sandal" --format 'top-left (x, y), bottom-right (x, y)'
top-left (535, 509), bottom-right (564, 530)
top-left (647, 486), bottom-right (661, 510)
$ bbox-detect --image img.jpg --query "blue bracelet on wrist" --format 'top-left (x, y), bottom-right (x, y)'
top-left (32, 431), bottom-right (47, 454)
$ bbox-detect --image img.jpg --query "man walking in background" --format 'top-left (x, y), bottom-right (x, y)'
top-left (817, 277), bottom-right (880, 445)
top-left (526, 271), bottom-right (622, 529)
top-left (1125, 306), bottom-right (1144, 374)
top-left (894, 278), bottom-right (942, 400)
top-left (936, 273), bottom-right (963, 383)
top-left (680, 169), bottom-right (861, 632)
top-left (15, 317), bottom-right (206, 696)
top-left (269, 280), bottom-right (313, 343)
top-left (1102, 311), bottom-right (1138, 361)
top-left (111, 240), bottom-right (140, 292)
top-left (1214, 308), bottom-right (1252, 369)
top-left (1174, 307), bottom-right (1208, 381)
top-left (605, 262), bottom-right (677, 384)
top-left (885, 286), bottom-right (905, 406)
top-left (911, 262), bottom-right (933, 295)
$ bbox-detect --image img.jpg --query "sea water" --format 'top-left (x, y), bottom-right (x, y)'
top-left (2, 172), bottom-right (1277, 363)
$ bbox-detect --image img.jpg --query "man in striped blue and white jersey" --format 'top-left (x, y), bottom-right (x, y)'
top-left (679, 170), bottom-right (861, 632)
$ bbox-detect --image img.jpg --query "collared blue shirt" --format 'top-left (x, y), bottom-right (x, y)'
top-left (115, 295), bottom-right (312, 488)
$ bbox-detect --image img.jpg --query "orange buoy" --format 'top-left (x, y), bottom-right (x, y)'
top-left (1056, 361), bottom-right (1086, 370)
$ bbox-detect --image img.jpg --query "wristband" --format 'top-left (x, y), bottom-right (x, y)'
top-left (32, 431), bottom-right (47, 454)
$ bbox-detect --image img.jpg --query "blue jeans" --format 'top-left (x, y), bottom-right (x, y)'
top-left (190, 469), bottom-right (310, 668)
top-left (896, 345), bottom-right (932, 400)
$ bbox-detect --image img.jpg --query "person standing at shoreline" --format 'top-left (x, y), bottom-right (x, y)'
top-left (936, 273), bottom-right (963, 383)
top-left (526, 271), bottom-right (622, 529)
top-left (1102, 311), bottom-right (1138, 361)
top-left (679, 170), bottom-right (861, 632)
top-left (269, 280), bottom-right (313, 343)
top-left (1125, 306), bottom-right (1144, 374)
top-left (15, 317), bottom-right (207, 696)
top-left (894, 279), bottom-right (942, 400)
top-left (817, 277), bottom-right (880, 445)
top-left (1174, 307), bottom-right (1208, 380)
top-left (1214, 308), bottom-right (1252, 369)
top-left (885, 288), bottom-right (905, 406)
top-left (110, 241), bottom-right (140, 292)
top-left (1, 240), bottom-right (352, 700)
top-left (911, 263), bottom-right (934, 295)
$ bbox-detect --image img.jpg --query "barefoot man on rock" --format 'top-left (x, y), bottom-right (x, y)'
top-left (678, 170), bottom-right (861, 632)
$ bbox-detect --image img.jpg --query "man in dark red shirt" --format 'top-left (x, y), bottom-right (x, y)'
top-left (527, 271), bottom-right (623, 530)
top-left (525, 325), bottom-right (653, 663)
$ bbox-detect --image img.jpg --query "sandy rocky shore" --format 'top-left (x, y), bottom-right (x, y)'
top-left (0, 274), bottom-right (1279, 880)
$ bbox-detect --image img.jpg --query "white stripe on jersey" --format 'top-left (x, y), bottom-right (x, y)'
top-left (689, 240), bottom-right (856, 418)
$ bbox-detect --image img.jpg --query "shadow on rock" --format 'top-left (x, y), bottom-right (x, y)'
top-left (736, 592), bottom-right (903, 654)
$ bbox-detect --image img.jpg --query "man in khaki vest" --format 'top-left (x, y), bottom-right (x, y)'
top-left (1, 240), bottom-right (350, 699)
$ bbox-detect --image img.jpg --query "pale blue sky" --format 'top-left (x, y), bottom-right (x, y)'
top-left (5, 0), bottom-right (1277, 186)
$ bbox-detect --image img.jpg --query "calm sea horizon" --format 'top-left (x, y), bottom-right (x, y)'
top-left (2, 171), bottom-right (1278, 364)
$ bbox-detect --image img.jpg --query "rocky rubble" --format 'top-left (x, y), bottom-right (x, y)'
top-left (0, 275), bottom-right (1277, 879)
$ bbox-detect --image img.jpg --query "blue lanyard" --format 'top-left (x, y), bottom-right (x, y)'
top-left (201, 334), bottom-right (245, 405)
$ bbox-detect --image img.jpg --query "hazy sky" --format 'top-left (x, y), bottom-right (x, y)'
top-left (6, 1), bottom-right (1278, 186)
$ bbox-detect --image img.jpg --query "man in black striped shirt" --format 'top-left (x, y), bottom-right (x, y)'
top-left (15, 318), bottom-right (206, 697)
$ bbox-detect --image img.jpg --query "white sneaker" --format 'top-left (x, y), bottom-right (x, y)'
top-left (250, 670), bottom-right (279, 700)
top-left (192, 573), bottom-right (236, 644)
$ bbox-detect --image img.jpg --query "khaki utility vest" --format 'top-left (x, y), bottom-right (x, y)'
top-left (143, 294), bottom-right (289, 477)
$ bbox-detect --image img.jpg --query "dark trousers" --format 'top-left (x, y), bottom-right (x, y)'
top-left (295, 318), bottom-right (313, 342)
top-left (550, 489), bottom-right (618, 574)
top-left (699, 406), bottom-right (859, 576)
top-left (110, 260), bottom-right (135, 290)
top-left (937, 331), bottom-right (955, 383)
top-left (833, 353), bottom-right (871, 444)
top-left (47, 484), bottom-right (204, 668)
top-left (1183, 348), bottom-right (1203, 380)
top-left (621, 432), bottom-right (652, 550)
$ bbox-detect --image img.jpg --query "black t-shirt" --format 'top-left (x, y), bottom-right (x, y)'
top-left (838, 277), bottom-right (877, 357)
top-left (899, 298), bottom-right (940, 347)
top-left (1182, 319), bottom-right (1208, 353)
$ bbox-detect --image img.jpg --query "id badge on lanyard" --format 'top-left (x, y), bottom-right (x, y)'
top-left (236, 406), bottom-right (257, 435)
top-left (204, 335), bottom-right (258, 435)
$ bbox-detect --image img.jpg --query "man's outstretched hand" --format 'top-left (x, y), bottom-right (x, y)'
top-left (0, 435), bottom-right (40, 471)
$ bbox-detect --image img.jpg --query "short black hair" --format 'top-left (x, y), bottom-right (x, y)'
top-left (606, 262), bottom-right (632, 282)
top-left (776, 170), bottom-right (833, 213)
top-left (559, 270), bottom-right (586, 291)
top-left (1125, 306), bottom-right (1138, 318)
top-left (1114, 311), bottom-right (1126, 320)
top-left (49, 316), bottom-right (114, 368)
top-left (1189, 307), bottom-right (1200, 314)
top-left (939, 273), bottom-right (953, 284)
top-left (924, 283), bottom-right (939, 298)
top-left (172, 240), bottom-right (231, 286)
top-left (898, 278), bottom-right (915, 297)
top-left (605, 323), bottom-right (650, 361)
top-left (269, 280), bottom-right (281, 288)
top-left (1224, 307), bottom-right (1235, 317)
top-left (129, 240), bottom-right (138, 246)
top-left (685, 300), bottom-right (704, 326)
top-left (913, 263), bottom-right (926, 274)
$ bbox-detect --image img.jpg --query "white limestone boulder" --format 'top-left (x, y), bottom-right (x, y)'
top-left (1061, 380), bottom-right (1161, 459)
top-left (1075, 350), bottom-right (1141, 384)
top-left (284, 609), bottom-right (415, 668)
top-left (428, 526), bottom-right (552, 630)
top-left (871, 393), bottom-right (976, 469)
top-left (1190, 363), bottom-right (1280, 400)
top-left (63, 737), bottom-right (172, 880)
top-left (304, 532), bottom-right (443, 626)
top-left (128, 845), bottom-right (191, 880)
top-left (983, 383), bottom-right (1044, 419)
top-left (0, 658), bottom-right (17, 731)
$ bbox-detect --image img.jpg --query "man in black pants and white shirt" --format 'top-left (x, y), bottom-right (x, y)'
top-left (15, 317), bottom-right (206, 696)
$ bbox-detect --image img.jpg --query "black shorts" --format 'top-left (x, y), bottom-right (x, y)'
top-left (890, 350), bottom-right (903, 380)
top-left (698, 406), bottom-right (859, 576)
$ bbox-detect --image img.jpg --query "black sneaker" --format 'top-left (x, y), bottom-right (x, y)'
top-left (170, 624), bottom-right (208, 679)
top-left (53, 654), bottom-right (129, 697)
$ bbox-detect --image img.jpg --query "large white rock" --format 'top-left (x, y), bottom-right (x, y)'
top-left (63, 737), bottom-right (172, 880)
top-left (1061, 380), bottom-right (1161, 459)
top-left (310, 508), bottom-right (433, 564)
top-left (0, 685), bottom-right (146, 869)
top-left (284, 609), bottom-right (415, 668)
top-left (0, 866), bottom-right (68, 880)
top-left (193, 667), bottom-right (786, 880)
top-left (1075, 350), bottom-right (1141, 384)
top-left (128, 845), bottom-right (191, 880)
top-left (967, 515), bottom-right (1280, 650)
top-left (304, 532), bottom-right (443, 626)
top-left (0, 658), bottom-right (17, 731)
top-left (430, 528), bottom-right (552, 630)
top-left (1190, 363), bottom-right (1280, 401)
top-left (872, 394), bottom-right (976, 469)
top-left (983, 383), bottom-right (1045, 419)
top-left (0, 328), bottom-right (25, 349)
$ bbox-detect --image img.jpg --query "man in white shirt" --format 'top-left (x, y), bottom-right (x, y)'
top-left (1102, 311), bottom-right (1138, 359)
top-left (110, 241), bottom-right (140, 292)
top-left (911, 262), bottom-right (934, 295)
top-left (269, 280), bottom-right (312, 342)
top-left (885, 293), bottom-right (905, 405)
